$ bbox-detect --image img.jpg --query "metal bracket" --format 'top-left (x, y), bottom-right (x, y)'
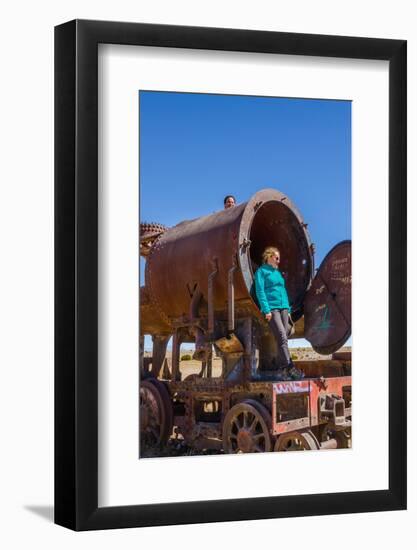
top-left (319, 393), bottom-right (347, 426)
top-left (240, 238), bottom-right (251, 252)
top-left (228, 256), bottom-right (238, 332)
top-left (208, 258), bottom-right (218, 334)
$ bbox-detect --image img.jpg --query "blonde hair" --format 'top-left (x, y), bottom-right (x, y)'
top-left (262, 246), bottom-right (280, 264)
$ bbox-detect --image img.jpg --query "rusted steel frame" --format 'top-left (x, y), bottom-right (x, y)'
top-left (319, 393), bottom-right (348, 427)
top-left (289, 359), bottom-right (350, 379)
top-left (320, 438), bottom-right (338, 449)
top-left (271, 376), bottom-right (352, 436)
top-left (221, 389), bottom-right (232, 428)
top-left (139, 335), bottom-right (144, 373)
top-left (206, 351), bottom-right (213, 378)
top-left (150, 334), bottom-right (171, 378)
top-left (240, 317), bottom-right (255, 381)
top-left (169, 378), bottom-right (234, 393)
top-left (228, 256), bottom-right (238, 332)
top-left (191, 422), bottom-right (222, 439)
top-left (171, 331), bottom-right (181, 382)
top-left (274, 416), bottom-right (311, 435)
top-left (246, 381), bottom-right (276, 392)
top-left (188, 286), bottom-right (207, 359)
top-left (207, 258), bottom-right (218, 334)
top-left (309, 375), bottom-right (352, 428)
top-left (271, 380), bottom-right (311, 435)
top-left (183, 393), bottom-right (194, 440)
top-left (214, 333), bottom-right (244, 354)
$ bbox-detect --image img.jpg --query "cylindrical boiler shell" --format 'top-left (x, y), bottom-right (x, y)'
top-left (145, 189), bottom-right (314, 325)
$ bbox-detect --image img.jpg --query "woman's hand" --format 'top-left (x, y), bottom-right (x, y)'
top-left (265, 312), bottom-right (272, 322)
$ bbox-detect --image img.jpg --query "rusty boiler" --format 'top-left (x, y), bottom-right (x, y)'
top-left (140, 188), bottom-right (351, 380)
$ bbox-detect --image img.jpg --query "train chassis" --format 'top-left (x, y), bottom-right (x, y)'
top-left (140, 362), bottom-right (352, 454)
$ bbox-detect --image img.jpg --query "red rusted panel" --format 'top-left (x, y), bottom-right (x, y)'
top-left (304, 240), bottom-right (351, 354)
top-left (271, 376), bottom-right (351, 435)
top-left (272, 380), bottom-right (311, 435)
top-left (308, 375), bottom-right (352, 427)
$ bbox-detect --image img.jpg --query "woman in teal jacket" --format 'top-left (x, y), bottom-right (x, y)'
top-left (254, 246), bottom-right (304, 380)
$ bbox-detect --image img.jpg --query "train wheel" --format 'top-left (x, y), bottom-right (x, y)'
top-left (222, 399), bottom-right (272, 453)
top-left (274, 429), bottom-right (320, 451)
top-left (140, 379), bottom-right (173, 449)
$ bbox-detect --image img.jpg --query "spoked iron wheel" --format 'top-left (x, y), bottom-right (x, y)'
top-left (223, 399), bottom-right (272, 453)
top-left (140, 379), bottom-right (173, 450)
top-left (274, 429), bottom-right (320, 451)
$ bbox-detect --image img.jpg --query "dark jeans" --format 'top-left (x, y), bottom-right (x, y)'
top-left (269, 309), bottom-right (291, 368)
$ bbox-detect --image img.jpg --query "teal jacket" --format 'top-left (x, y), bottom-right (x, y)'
top-left (254, 264), bottom-right (291, 314)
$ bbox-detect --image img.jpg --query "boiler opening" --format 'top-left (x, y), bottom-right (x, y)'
top-left (247, 201), bottom-right (312, 314)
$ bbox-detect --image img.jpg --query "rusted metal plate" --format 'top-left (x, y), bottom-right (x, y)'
top-left (214, 333), bottom-right (244, 354)
top-left (140, 286), bottom-right (172, 335)
top-left (309, 375), bottom-right (352, 427)
top-left (140, 222), bottom-right (168, 257)
top-left (332, 350), bottom-right (352, 361)
top-left (304, 241), bottom-right (351, 355)
top-left (271, 375), bottom-right (352, 434)
top-left (291, 360), bottom-right (349, 378)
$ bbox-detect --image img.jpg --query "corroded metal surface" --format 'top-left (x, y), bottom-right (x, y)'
top-left (139, 189), bottom-right (352, 455)
top-left (140, 286), bottom-right (172, 335)
top-left (139, 379), bottom-right (173, 450)
top-left (141, 360), bottom-right (351, 454)
top-left (303, 241), bottom-right (351, 354)
top-left (140, 222), bottom-right (168, 257)
top-left (144, 188), bottom-right (314, 329)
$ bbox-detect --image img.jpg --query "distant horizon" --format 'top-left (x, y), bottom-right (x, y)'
top-left (143, 339), bottom-right (352, 353)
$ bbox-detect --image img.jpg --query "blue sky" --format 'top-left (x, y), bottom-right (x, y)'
top-left (139, 91), bottom-right (351, 349)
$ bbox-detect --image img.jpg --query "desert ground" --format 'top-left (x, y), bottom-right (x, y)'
top-left (143, 346), bottom-right (352, 379)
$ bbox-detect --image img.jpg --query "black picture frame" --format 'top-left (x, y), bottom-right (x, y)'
top-left (55, 19), bottom-right (407, 531)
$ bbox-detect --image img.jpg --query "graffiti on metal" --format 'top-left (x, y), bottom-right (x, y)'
top-left (313, 304), bottom-right (333, 331)
top-left (273, 381), bottom-right (309, 394)
top-left (139, 190), bottom-right (352, 455)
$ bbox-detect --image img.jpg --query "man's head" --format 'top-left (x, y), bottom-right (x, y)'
top-left (223, 195), bottom-right (236, 209)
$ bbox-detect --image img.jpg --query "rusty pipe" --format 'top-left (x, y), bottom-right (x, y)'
top-left (188, 287), bottom-right (208, 361)
top-left (228, 257), bottom-right (238, 332)
top-left (207, 258), bottom-right (218, 334)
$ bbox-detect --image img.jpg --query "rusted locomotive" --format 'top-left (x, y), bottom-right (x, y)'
top-left (140, 188), bottom-right (351, 454)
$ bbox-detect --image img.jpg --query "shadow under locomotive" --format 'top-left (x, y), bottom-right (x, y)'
top-left (139, 188), bottom-right (351, 455)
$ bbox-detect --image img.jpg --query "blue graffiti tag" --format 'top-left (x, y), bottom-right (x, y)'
top-left (314, 304), bottom-right (333, 331)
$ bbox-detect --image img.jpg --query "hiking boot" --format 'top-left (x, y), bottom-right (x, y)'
top-left (288, 365), bottom-right (305, 380)
top-left (276, 367), bottom-right (292, 381)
